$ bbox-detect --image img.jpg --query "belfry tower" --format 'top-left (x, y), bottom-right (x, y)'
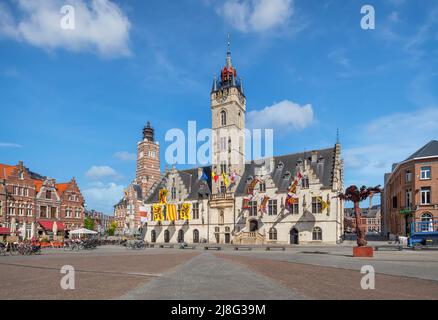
top-left (210, 37), bottom-right (246, 194)
top-left (135, 122), bottom-right (161, 197)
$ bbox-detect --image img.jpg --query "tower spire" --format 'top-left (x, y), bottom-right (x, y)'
top-left (226, 33), bottom-right (232, 68)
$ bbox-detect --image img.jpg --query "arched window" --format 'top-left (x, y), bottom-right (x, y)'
top-left (312, 227), bottom-right (322, 241)
top-left (220, 110), bottom-right (227, 126)
top-left (193, 229), bottom-right (199, 243)
top-left (178, 229), bottom-right (184, 243)
top-left (151, 230), bottom-right (156, 243)
top-left (269, 228), bottom-right (277, 240)
top-left (164, 230), bottom-right (170, 243)
top-left (421, 213), bottom-right (433, 232)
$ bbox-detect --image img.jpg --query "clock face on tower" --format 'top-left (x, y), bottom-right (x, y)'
top-left (216, 90), bottom-right (228, 103)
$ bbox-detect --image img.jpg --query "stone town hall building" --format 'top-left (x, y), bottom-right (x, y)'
top-left (115, 46), bottom-right (344, 245)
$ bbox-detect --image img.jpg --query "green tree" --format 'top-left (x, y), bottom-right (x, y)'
top-left (84, 217), bottom-right (95, 230)
top-left (107, 221), bottom-right (117, 236)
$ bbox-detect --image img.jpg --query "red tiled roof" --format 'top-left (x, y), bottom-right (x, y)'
top-left (0, 227), bottom-right (10, 235)
top-left (37, 220), bottom-right (65, 231)
top-left (33, 180), bottom-right (43, 192)
top-left (56, 183), bottom-right (70, 195)
top-left (0, 164), bottom-right (16, 179)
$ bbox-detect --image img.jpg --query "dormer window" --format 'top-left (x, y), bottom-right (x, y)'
top-left (19, 172), bottom-right (24, 180)
top-left (283, 171), bottom-right (291, 180)
top-left (277, 161), bottom-right (284, 170)
top-left (246, 176), bottom-right (254, 183)
top-left (301, 176), bottom-right (310, 189)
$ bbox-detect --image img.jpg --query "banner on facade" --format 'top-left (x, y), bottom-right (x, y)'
top-left (180, 203), bottom-right (191, 220)
top-left (139, 206), bottom-right (148, 223)
top-left (153, 204), bottom-right (164, 221)
top-left (159, 189), bottom-right (168, 204)
top-left (166, 204), bottom-right (177, 221)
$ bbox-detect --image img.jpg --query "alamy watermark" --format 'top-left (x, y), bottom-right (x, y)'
top-left (164, 121), bottom-right (274, 166)
top-left (60, 5), bottom-right (75, 30)
top-left (361, 5), bottom-right (375, 30)
top-left (60, 265), bottom-right (75, 290)
top-left (360, 265), bottom-right (375, 290)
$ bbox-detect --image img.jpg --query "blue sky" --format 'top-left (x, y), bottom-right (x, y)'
top-left (0, 0), bottom-right (437, 214)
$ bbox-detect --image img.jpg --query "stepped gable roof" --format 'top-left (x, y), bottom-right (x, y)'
top-left (131, 184), bottom-right (143, 199)
top-left (145, 166), bottom-right (212, 203)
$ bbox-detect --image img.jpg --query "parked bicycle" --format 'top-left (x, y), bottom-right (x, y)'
top-left (63, 240), bottom-right (80, 251)
top-left (0, 243), bottom-right (7, 256)
top-left (126, 240), bottom-right (146, 250)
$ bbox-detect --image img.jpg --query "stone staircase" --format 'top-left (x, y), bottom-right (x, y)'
top-left (234, 231), bottom-right (266, 245)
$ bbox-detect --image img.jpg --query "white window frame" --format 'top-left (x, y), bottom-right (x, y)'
top-left (420, 166), bottom-right (431, 180)
top-left (421, 187), bottom-right (431, 205)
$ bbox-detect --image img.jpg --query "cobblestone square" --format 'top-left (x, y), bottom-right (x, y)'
top-left (1, 245), bottom-right (437, 300)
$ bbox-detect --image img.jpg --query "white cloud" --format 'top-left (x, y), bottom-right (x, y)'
top-left (0, 0), bottom-right (131, 57)
top-left (247, 100), bottom-right (314, 131)
top-left (85, 165), bottom-right (119, 180)
top-left (217, 0), bottom-right (294, 33)
top-left (114, 151), bottom-right (136, 161)
top-left (82, 182), bottom-right (124, 214)
top-left (0, 142), bottom-right (22, 148)
top-left (344, 107), bottom-right (438, 186)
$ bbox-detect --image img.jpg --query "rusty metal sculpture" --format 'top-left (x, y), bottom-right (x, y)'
top-left (339, 185), bottom-right (382, 247)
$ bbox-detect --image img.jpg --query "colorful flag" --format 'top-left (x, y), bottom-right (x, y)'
top-left (180, 203), bottom-right (191, 220)
top-left (286, 195), bottom-right (297, 208)
top-left (166, 204), bottom-right (177, 221)
top-left (260, 196), bottom-right (270, 213)
top-left (212, 170), bottom-right (219, 183)
top-left (200, 170), bottom-right (209, 181)
top-left (159, 189), bottom-right (168, 204)
top-left (246, 179), bottom-right (259, 195)
top-left (317, 196), bottom-right (330, 212)
top-left (222, 172), bottom-right (230, 188)
top-left (242, 198), bottom-right (250, 209)
top-left (139, 206), bottom-right (148, 223)
top-left (153, 204), bottom-right (164, 221)
top-left (230, 171), bottom-right (237, 182)
top-left (289, 180), bottom-right (298, 194)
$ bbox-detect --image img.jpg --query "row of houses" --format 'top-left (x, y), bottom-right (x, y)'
top-left (84, 209), bottom-right (116, 235)
top-left (0, 161), bottom-right (85, 239)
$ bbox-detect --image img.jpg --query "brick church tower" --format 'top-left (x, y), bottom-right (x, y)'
top-left (135, 122), bottom-right (161, 198)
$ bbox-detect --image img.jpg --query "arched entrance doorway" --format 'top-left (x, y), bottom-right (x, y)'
top-left (151, 230), bottom-right (156, 243)
top-left (164, 230), bottom-right (170, 243)
top-left (193, 229), bottom-right (199, 243)
top-left (249, 220), bottom-right (259, 232)
top-left (225, 226), bottom-right (231, 244)
top-left (290, 227), bottom-right (299, 245)
top-left (177, 229), bottom-right (184, 243)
